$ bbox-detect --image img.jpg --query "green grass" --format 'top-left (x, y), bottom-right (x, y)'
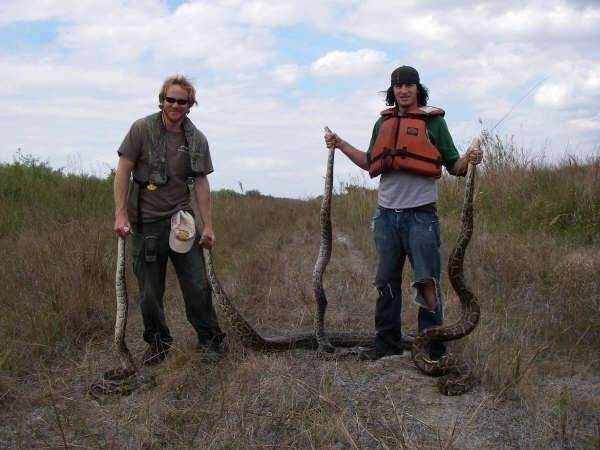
top-left (0, 152), bottom-right (113, 237)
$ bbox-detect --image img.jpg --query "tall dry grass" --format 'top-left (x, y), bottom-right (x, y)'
top-left (333, 134), bottom-right (599, 365)
top-left (1, 141), bottom-right (599, 448)
top-left (330, 137), bottom-right (599, 448)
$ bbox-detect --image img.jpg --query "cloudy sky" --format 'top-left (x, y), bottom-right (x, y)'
top-left (1, 0), bottom-right (598, 197)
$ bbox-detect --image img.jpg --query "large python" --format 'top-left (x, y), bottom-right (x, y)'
top-left (202, 127), bottom-right (413, 353)
top-left (411, 144), bottom-right (481, 395)
top-left (203, 249), bottom-right (391, 351)
top-left (94, 134), bottom-right (478, 396)
top-left (88, 236), bottom-right (152, 399)
top-left (313, 127), bottom-right (337, 353)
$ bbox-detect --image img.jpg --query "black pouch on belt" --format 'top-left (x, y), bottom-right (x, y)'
top-left (144, 236), bottom-right (158, 263)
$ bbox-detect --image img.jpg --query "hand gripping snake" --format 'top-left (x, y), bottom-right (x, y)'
top-left (411, 141), bottom-right (482, 395)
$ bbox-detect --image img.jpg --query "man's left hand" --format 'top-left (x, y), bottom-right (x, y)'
top-left (199, 228), bottom-right (216, 249)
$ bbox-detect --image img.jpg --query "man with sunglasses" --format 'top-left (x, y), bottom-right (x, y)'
top-left (113, 75), bottom-right (225, 364)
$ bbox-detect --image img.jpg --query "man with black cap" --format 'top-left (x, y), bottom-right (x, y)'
top-left (324, 65), bottom-right (483, 360)
top-left (113, 75), bottom-right (226, 364)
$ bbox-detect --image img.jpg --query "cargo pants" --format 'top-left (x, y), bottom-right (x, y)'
top-left (131, 217), bottom-right (224, 347)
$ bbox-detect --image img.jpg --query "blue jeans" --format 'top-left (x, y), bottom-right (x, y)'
top-left (372, 206), bottom-right (446, 358)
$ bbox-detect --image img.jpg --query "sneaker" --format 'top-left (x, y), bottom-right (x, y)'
top-left (142, 340), bottom-right (171, 366)
top-left (358, 343), bottom-right (407, 361)
top-left (358, 344), bottom-right (381, 361)
top-left (195, 343), bottom-right (221, 361)
top-left (195, 335), bottom-right (227, 361)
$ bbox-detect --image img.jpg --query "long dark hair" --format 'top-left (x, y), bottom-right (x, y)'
top-left (385, 83), bottom-right (429, 107)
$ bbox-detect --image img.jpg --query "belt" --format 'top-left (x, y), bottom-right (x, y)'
top-left (380, 203), bottom-right (437, 214)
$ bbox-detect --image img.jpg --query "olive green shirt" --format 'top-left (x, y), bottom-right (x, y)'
top-left (118, 116), bottom-right (214, 223)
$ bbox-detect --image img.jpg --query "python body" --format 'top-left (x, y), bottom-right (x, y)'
top-left (203, 249), bottom-right (390, 352)
top-left (411, 161), bottom-right (481, 395)
top-left (88, 236), bottom-right (152, 399)
top-left (202, 127), bottom-right (412, 354)
top-left (94, 137), bottom-right (479, 396)
top-left (205, 134), bottom-right (480, 396)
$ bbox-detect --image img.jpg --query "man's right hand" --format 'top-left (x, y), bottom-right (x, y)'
top-left (114, 214), bottom-right (132, 237)
top-left (322, 127), bottom-right (369, 171)
top-left (324, 128), bottom-right (341, 150)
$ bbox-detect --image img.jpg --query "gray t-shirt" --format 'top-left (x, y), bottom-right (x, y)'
top-left (366, 113), bottom-right (460, 209)
top-left (378, 171), bottom-right (437, 209)
top-left (117, 116), bottom-right (214, 223)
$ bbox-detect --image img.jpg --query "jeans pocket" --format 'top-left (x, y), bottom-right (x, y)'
top-left (413, 210), bottom-right (438, 225)
top-left (414, 212), bottom-right (441, 247)
top-left (371, 207), bottom-right (383, 231)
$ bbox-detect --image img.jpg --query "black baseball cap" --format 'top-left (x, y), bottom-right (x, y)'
top-left (391, 66), bottom-right (420, 85)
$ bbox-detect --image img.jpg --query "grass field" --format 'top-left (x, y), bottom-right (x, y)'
top-left (0, 141), bottom-right (598, 448)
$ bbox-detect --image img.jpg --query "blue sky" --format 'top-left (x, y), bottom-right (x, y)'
top-left (0, 20), bottom-right (60, 51)
top-left (1, 0), bottom-right (599, 197)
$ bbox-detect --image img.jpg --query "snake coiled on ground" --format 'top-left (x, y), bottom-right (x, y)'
top-left (411, 153), bottom-right (481, 396)
top-left (88, 236), bottom-right (152, 399)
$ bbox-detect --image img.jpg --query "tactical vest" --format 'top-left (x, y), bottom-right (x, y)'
top-left (368, 106), bottom-right (445, 179)
top-left (145, 112), bottom-right (206, 186)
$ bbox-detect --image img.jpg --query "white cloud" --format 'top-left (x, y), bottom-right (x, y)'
top-left (334, 1), bottom-right (600, 47)
top-left (0, 0), bottom-right (168, 26)
top-left (272, 64), bottom-right (303, 85)
top-left (0, 56), bottom-right (155, 97)
top-left (237, 0), bottom-right (314, 26)
top-left (311, 49), bottom-right (388, 77)
top-left (52, 2), bottom-right (276, 69)
top-left (234, 0), bottom-right (349, 29)
top-left (568, 117), bottom-right (600, 132)
top-left (535, 83), bottom-right (571, 109)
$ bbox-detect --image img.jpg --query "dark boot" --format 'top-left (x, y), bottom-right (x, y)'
top-left (142, 338), bottom-right (171, 365)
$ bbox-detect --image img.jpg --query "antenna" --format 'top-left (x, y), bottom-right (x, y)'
top-left (489, 77), bottom-right (548, 133)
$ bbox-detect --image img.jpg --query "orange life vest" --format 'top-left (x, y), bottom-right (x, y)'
top-left (368, 106), bottom-right (445, 179)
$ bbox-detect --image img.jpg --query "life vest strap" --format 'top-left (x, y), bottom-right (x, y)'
top-left (372, 147), bottom-right (442, 167)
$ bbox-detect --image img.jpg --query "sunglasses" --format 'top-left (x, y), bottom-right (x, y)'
top-left (165, 96), bottom-right (190, 105)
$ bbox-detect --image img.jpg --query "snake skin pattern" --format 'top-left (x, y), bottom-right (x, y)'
top-left (313, 130), bottom-right (336, 352)
top-left (88, 236), bottom-right (151, 399)
top-left (91, 136), bottom-right (479, 398)
top-left (203, 248), bottom-right (394, 351)
top-left (114, 236), bottom-right (136, 374)
top-left (411, 156), bottom-right (481, 396)
top-left (203, 129), bottom-right (416, 354)
top-left (202, 129), bottom-right (413, 354)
